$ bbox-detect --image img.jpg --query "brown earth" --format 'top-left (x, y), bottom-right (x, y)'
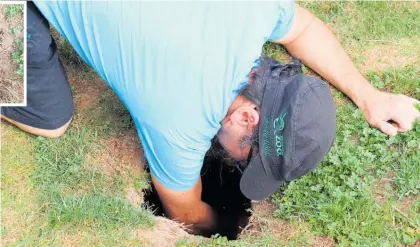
top-left (240, 200), bottom-right (335, 247)
top-left (131, 217), bottom-right (191, 247)
top-left (373, 172), bottom-right (396, 205)
top-left (358, 38), bottom-right (420, 74)
top-left (0, 4), bottom-right (24, 104)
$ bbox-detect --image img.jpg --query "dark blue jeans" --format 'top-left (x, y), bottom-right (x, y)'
top-left (1, 2), bottom-right (73, 130)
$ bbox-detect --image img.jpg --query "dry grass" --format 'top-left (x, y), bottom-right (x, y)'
top-left (239, 200), bottom-right (335, 247)
top-left (357, 37), bottom-right (420, 74)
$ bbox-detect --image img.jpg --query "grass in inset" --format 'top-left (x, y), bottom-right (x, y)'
top-left (0, 4), bottom-right (24, 103)
top-left (11, 37), bottom-right (23, 77)
top-left (3, 4), bottom-right (23, 19)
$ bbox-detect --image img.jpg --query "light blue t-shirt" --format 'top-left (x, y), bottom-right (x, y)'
top-left (34, 1), bottom-right (295, 191)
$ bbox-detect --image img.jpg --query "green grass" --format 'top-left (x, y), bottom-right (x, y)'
top-left (8, 24), bottom-right (23, 35)
top-left (176, 234), bottom-right (308, 247)
top-left (12, 36), bottom-right (24, 78)
top-left (366, 66), bottom-right (420, 99)
top-left (33, 126), bottom-right (153, 229)
top-left (270, 97), bottom-right (419, 246)
top-left (3, 4), bottom-right (23, 19)
top-left (3, 5), bottom-right (24, 78)
top-left (34, 128), bottom-right (94, 187)
top-left (300, 2), bottom-right (420, 45)
top-left (46, 190), bottom-right (152, 229)
top-left (2, 115), bottom-right (153, 246)
top-left (207, 2), bottom-right (420, 246)
top-left (2, 1), bottom-right (420, 246)
top-left (83, 89), bottom-right (134, 137)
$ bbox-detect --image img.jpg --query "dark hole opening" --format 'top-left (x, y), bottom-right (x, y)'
top-left (142, 145), bottom-right (252, 240)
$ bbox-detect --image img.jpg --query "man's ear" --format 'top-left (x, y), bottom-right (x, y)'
top-left (231, 105), bottom-right (260, 129)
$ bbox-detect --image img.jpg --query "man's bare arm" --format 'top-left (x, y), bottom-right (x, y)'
top-left (273, 4), bottom-right (420, 135)
top-left (274, 4), bottom-right (370, 107)
top-left (151, 174), bottom-right (218, 236)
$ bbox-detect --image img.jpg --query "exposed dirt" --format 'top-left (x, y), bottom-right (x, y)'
top-left (0, 4), bottom-right (24, 104)
top-left (359, 38), bottom-right (420, 74)
top-left (397, 195), bottom-right (419, 213)
top-left (242, 200), bottom-right (335, 247)
top-left (373, 172), bottom-right (396, 205)
top-left (131, 217), bottom-right (191, 247)
top-left (94, 127), bottom-right (145, 176)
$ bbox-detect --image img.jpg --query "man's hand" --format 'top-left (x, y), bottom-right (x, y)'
top-left (272, 4), bottom-right (419, 136)
top-left (358, 88), bottom-right (420, 136)
top-left (151, 174), bottom-right (219, 236)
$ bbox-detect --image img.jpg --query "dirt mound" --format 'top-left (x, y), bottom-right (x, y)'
top-left (131, 217), bottom-right (191, 247)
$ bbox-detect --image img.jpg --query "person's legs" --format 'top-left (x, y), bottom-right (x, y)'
top-left (1, 115), bottom-right (71, 138)
top-left (1, 1), bottom-right (74, 138)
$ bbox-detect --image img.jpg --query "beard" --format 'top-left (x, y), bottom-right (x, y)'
top-left (206, 126), bottom-right (259, 170)
top-left (205, 137), bottom-right (238, 168)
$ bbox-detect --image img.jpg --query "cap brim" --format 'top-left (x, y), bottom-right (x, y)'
top-left (240, 155), bottom-right (285, 201)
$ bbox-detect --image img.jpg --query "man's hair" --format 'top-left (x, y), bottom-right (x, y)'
top-left (239, 63), bottom-right (267, 108)
top-left (205, 59), bottom-right (268, 168)
top-left (239, 56), bottom-right (302, 154)
top-left (237, 57), bottom-right (272, 152)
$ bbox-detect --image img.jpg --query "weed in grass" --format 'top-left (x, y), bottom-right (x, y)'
top-left (133, 173), bottom-right (151, 191)
top-left (366, 66), bottom-right (420, 99)
top-left (264, 22), bottom-right (419, 243)
top-left (8, 24), bottom-right (23, 35)
top-left (12, 37), bottom-right (24, 77)
top-left (3, 4), bottom-right (23, 19)
top-left (176, 233), bottom-right (310, 247)
top-left (391, 138), bottom-right (420, 198)
top-left (272, 100), bottom-right (419, 246)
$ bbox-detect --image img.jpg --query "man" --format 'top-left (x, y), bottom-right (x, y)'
top-left (1, 1), bottom-right (419, 236)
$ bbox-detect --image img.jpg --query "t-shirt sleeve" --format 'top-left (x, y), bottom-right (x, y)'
top-left (137, 122), bottom-right (210, 191)
top-left (267, 1), bottom-right (296, 41)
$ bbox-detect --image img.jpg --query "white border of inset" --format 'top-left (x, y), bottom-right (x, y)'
top-left (0, 1), bottom-right (27, 107)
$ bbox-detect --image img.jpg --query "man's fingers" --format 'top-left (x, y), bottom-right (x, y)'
top-left (404, 95), bottom-right (420, 105)
top-left (413, 105), bottom-right (420, 119)
top-left (376, 121), bottom-right (398, 136)
top-left (391, 95), bottom-right (419, 132)
top-left (390, 111), bottom-right (416, 132)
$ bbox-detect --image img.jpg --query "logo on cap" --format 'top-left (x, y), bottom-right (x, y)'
top-left (273, 112), bottom-right (287, 156)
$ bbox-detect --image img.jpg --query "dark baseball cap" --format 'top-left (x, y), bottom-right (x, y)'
top-left (240, 56), bottom-right (336, 201)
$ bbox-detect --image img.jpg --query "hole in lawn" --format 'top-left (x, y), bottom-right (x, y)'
top-left (142, 144), bottom-right (252, 240)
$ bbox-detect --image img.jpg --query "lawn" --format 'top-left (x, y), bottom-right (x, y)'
top-left (0, 3), bottom-right (24, 104)
top-left (1, 2), bottom-right (419, 247)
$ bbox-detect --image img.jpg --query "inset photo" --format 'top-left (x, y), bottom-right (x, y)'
top-left (0, 1), bottom-right (25, 106)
